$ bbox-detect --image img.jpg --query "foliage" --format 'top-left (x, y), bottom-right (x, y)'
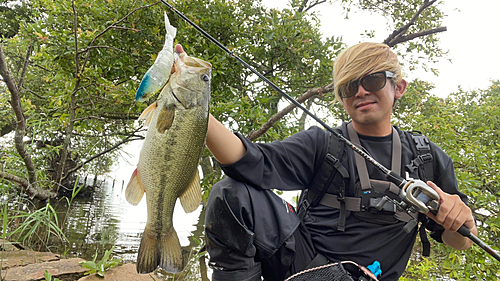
top-left (79, 245), bottom-right (123, 277)
top-left (0, 1), bottom-right (33, 39)
top-left (395, 81), bottom-right (500, 280)
top-left (2, 0), bottom-right (497, 280)
top-left (6, 201), bottom-right (66, 251)
top-left (337, 0), bottom-right (449, 74)
top-left (44, 270), bottom-right (62, 281)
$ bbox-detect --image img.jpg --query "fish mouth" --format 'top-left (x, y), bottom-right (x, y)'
top-left (169, 53), bottom-right (184, 106)
top-left (168, 52), bottom-right (212, 109)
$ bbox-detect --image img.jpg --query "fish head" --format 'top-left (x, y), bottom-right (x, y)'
top-left (169, 52), bottom-right (212, 109)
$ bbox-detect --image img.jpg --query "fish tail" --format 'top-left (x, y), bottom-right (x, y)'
top-left (159, 229), bottom-right (183, 273)
top-left (136, 225), bottom-right (159, 273)
top-left (136, 225), bottom-right (183, 274)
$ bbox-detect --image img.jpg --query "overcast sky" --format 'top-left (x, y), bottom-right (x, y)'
top-left (266, 0), bottom-right (500, 98)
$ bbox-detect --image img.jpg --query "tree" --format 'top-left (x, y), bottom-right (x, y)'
top-left (395, 81), bottom-right (500, 280)
top-left (1, 0), bottom-right (165, 198)
top-left (0, 0), bottom-right (448, 197)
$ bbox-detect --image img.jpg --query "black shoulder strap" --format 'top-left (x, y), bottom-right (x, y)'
top-left (298, 129), bottom-right (348, 219)
top-left (405, 130), bottom-right (435, 257)
top-left (405, 131), bottom-right (434, 182)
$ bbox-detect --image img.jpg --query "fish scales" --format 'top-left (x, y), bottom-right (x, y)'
top-left (140, 103), bottom-right (207, 230)
top-left (126, 50), bottom-right (212, 274)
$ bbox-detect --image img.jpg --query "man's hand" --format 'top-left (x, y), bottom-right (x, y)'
top-left (175, 44), bottom-right (184, 54)
top-left (425, 181), bottom-right (477, 250)
top-left (176, 42), bottom-right (247, 164)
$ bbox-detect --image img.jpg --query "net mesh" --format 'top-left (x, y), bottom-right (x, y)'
top-left (285, 263), bottom-right (355, 281)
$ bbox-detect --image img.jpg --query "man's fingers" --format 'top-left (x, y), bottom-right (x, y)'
top-left (426, 181), bottom-right (445, 200)
top-left (175, 44), bottom-right (184, 54)
top-left (425, 181), bottom-right (473, 232)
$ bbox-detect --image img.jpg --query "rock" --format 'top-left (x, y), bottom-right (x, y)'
top-left (2, 258), bottom-right (87, 281)
top-left (0, 239), bottom-right (28, 252)
top-left (1, 250), bottom-right (60, 269)
top-left (0, 241), bottom-right (158, 281)
top-left (78, 264), bottom-right (156, 281)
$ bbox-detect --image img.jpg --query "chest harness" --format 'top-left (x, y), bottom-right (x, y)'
top-left (317, 123), bottom-right (417, 227)
top-left (298, 123), bottom-right (435, 256)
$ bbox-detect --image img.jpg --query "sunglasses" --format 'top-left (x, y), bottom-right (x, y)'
top-left (339, 71), bottom-right (395, 99)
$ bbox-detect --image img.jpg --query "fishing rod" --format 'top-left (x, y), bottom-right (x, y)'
top-left (159, 0), bottom-right (500, 262)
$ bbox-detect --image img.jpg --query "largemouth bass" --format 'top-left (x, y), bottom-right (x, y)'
top-left (135, 12), bottom-right (177, 102)
top-left (126, 51), bottom-right (212, 274)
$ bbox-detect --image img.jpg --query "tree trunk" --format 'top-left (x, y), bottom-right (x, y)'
top-left (0, 46), bottom-right (56, 200)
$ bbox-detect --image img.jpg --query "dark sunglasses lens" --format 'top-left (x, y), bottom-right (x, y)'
top-left (343, 82), bottom-right (358, 98)
top-left (362, 72), bottom-right (386, 91)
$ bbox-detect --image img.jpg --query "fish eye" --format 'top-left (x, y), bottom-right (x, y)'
top-left (201, 74), bottom-right (210, 82)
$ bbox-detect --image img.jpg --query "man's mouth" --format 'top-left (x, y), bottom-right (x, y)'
top-left (355, 100), bottom-right (376, 109)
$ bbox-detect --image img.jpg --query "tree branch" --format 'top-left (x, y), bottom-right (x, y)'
top-left (383, 0), bottom-right (438, 46)
top-left (0, 171), bottom-right (57, 200)
top-left (61, 127), bottom-right (144, 182)
top-left (77, 45), bottom-right (125, 55)
top-left (17, 43), bottom-right (32, 91)
top-left (20, 88), bottom-right (45, 99)
top-left (0, 171), bottom-right (29, 188)
top-left (72, 1), bottom-right (80, 76)
top-left (386, 26), bottom-right (447, 47)
top-left (299, 0), bottom-right (328, 13)
top-left (0, 45), bottom-right (38, 189)
top-left (56, 0), bottom-right (80, 188)
top-left (247, 82), bottom-right (334, 141)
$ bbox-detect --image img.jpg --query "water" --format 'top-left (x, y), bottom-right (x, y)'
top-left (37, 139), bottom-right (212, 280)
top-left (9, 139), bottom-right (298, 280)
top-left (46, 178), bottom-right (209, 280)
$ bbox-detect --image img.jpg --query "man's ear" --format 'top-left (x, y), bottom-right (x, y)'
top-left (395, 79), bottom-right (407, 99)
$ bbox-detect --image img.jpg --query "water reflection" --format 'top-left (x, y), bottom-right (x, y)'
top-left (49, 179), bottom-right (209, 280)
top-left (44, 139), bottom-right (298, 280)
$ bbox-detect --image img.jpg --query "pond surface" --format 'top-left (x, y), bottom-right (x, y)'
top-left (44, 179), bottom-right (208, 280)
top-left (47, 140), bottom-right (214, 280)
top-left (6, 139), bottom-right (298, 280)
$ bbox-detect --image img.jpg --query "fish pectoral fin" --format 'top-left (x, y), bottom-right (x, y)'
top-left (179, 171), bottom-right (202, 213)
top-left (125, 168), bottom-right (145, 206)
top-left (156, 104), bottom-right (176, 134)
top-left (138, 101), bottom-right (158, 126)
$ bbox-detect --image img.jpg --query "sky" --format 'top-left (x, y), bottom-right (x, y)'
top-left (265, 0), bottom-right (500, 98)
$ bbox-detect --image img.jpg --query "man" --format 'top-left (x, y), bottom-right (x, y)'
top-left (186, 42), bottom-right (477, 280)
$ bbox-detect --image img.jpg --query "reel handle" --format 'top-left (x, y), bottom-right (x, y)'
top-left (404, 180), bottom-right (500, 261)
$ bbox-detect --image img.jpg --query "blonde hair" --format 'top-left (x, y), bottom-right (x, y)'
top-left (333, 42), bottom-right (402, 100)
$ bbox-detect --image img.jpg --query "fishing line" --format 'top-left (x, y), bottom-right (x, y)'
top-left (159, 0), bottom-right (400, 185)
top-left (159, 0), bottom-right (500, 262)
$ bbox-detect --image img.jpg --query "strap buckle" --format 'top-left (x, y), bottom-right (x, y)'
top-left (406, 153), bottom-right (433, 172)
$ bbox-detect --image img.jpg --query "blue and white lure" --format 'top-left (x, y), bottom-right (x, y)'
top-left (135, 12), bottom-right (177, 102)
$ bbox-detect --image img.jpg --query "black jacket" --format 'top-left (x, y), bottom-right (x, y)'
top-left (220, 122), bottom-right (467, 280)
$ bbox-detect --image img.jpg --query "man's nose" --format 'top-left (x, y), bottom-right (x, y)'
top-left (355, 83), bottom-right (369, 97)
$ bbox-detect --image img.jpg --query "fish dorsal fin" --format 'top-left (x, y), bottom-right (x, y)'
top-left (125, 168), bottom-right (146, 206)
top-left (138, 101), bottom-right (158, 126)
top-left (179, 171), bottom-right (202, 213)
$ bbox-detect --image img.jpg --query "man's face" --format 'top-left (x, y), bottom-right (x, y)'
top-left (340, 74), bottom-right (406, 134)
